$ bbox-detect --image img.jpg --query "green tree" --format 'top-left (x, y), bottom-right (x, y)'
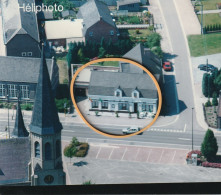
top-left (64, 145), bottom-right (77, 163)
top-left (71, 137), bottom-right (80, 147)
top-left (212, 92), bottom-right (218, 106)
top-left (202, 73), bottom-right (209, 97)
top-left (98, 47), bottom-right (106, 58)
top-left (77, 48), bottom-right (85, 63)
top-left (201, 129), bottom-right (218, 161)
top-left (146, 32), bottom-right (162, 48)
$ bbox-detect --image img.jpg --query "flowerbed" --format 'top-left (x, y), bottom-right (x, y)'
top-left (202, 161), bottom-right (221, 168)
top-left (186, 150), bottom-right (202, 159)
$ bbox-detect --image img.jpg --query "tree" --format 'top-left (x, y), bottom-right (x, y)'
top-left (71, 137), bottom-right (80, 147)
top-left (146, 32), bottom-right (162, 48)
top-left (98, 47), bottom-right (106, 58)
top-left (64, 145), bottom-right (77, 163)
top-left (212, 92), bottom-right (218, 106)
top-left (202, 73), bottom-right (209, 97)
top-left (201, 129), bottom-right (218, 161)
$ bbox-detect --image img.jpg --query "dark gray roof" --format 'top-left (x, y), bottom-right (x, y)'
top-left (12, 100), bottom-right (29, 138)
top-left (123, 43), bottom-right (162, 78)
top-left (77, 0), bottom-right (115, 34)
top-left (0, 56), bottom-right (54, 84)
top-left (120, 62), bottom-right (143, 74)
top-left (1, 0), bottom-right (40, 44)
top-left (29, 47), bottom-right (62, 135)
top-left (88, 71), bottom-right (157, 98)
top-left (0, 138), bottom-right (30, 185)
top-left (62, 10), bottom-right (75, 18)
top-left (117, 0), bottom-right (141, 6)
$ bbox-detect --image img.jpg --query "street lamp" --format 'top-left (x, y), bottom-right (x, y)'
top-left (6, 90), bottom-right (10, 139)
top-left (192, 107), bottom-right (194, 151)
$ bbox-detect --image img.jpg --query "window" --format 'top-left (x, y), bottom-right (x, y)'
top-left (20, 85), bottom-right (29, 99)
top-left (142, 104), bottom-right (154, 112)
top-left (56, 140), bottom-right (61, 158)
top-left (92, 100), bottom-right (98, 108)
top-left (148, 105), bottom-right (153, 112)
top-left (115, 89), bottom-right (122, 97)
top-left (35, 141), bottom-right (40, 158)
top-left (44, 175), bottom-right (54, 184)
top-left (134, 92), bottom-right (137, 98)
top-left (21, 52), bottom-right (26, 57)
top-left (27, 52), bottom-right (32, 57)
top-left (110, 30), bottom-right (114, 35)
top-left (8, 85), bottom-right (17, 98)
top-left (45, 142), bottom-right (51, 160)
top-left (119, 102), bottom-right (128, 110)
top-left (116, 91), bottom-right (120, 97)
top-left (111, 104), bottom-right (115, 109)
top-left (0, 84), bottom-right (5, 97)
top-left (89, 31), bottom-right (93, 36)
top-left (101, 101), bottom-right (108, 109)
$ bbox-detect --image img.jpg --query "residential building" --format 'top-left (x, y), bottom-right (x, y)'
top-left (0, 56), bottom-right (59, 103)
top-left (117, 0), bottom-right (141, 12)
top-left (1, 0), bottom-right (40, 58)
top-left (122, 43), bottom-right (163, 87)
top-left (61, 10), bottom-right (76, 18)
top-left (29, 47), bottom-right (66, 186)
top-left (77, 0), bottom-right (118, 43)
top-left (88, 71), bottom-right (158, 114)
top-left (45, 19), bottom-right (84, 49)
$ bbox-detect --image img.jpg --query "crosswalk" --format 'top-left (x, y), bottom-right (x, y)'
top-left (149, 128), bottom-right (185, 133)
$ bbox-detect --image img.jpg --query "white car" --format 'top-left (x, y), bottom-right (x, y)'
top-left (122, 126), bottom-right (142, 135)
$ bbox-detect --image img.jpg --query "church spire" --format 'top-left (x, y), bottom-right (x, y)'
top-left (29, 46), bottom-right (62, 135)
top-left (12, 97), bottom-right (29, 138)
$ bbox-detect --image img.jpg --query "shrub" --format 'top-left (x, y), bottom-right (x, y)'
top-left (201, 129), bottom-right (218, 161)
top-left (136, 29), bottom-right (140, 34)
top-left (55, 98), bottom-right (70, 113)
top-left (202, 162), bottom-right (221, 168)
top-left (217, 3), bottom-right (221, 9)
top-left (21, 103), bottom-right (33, 111)
top-left (71, 137), bottom-right (80, 147)
top-left (212, 92), bottom-right (218, 106)
top-left (202, 73), bottom-right (209, 97)
top-left (95, 111), bottom-right (99, 116)
top-left (205, 99), bottom-right (212, 107)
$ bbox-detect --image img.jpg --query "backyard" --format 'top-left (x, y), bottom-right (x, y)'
top-left (197, 13), bottom-right (221, 27)
top-left (200, 0), bottom-right (221, 10)
top-left (188, 33), bottom-right (221, 56)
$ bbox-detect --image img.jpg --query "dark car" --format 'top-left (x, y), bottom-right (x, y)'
top-left (198, 64), bottom-right (217, 72)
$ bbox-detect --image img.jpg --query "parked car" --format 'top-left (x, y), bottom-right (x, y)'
top-left (163, 61), bottom-right (172, 71)
top-left (198, 64), bottom-right (217, 72)
top-left (122, 126), bottom-right (142, 135)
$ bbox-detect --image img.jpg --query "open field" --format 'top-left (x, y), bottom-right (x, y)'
top-left (201, 0), bottom-right (221, 10)
top-left (188, 33), bottom-right (221, 57)
top-left (198, 13), bottom-right (221, 26)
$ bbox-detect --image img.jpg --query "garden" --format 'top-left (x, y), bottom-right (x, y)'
top-left (186, 129), bottom-right (221, 168)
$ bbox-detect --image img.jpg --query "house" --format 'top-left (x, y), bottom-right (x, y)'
top-left (117, 0), bottom-right (141, 12)
top-left (45, 19), bottom-right (84, 49)
top-left (122, 43), bottom-right (163, 87)
top-left (77, 0), bottom-right (118, 43)
top-left (0, 56), bottom-right (59, 103)
top-left (61, 10), bottom-right (76, 18)
top-left (1, 0), bottom-right (40, 58)
top-left (88, 71), bottom-right (158, 114)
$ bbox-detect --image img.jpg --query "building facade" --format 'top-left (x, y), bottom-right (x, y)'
top-left (88, 71), bottom-right (158, 114)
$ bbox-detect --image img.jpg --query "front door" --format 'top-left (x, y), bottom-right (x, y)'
top-left (134, 103), bottom-right (138, 113)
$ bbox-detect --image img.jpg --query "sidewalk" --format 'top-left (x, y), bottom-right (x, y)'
top-left (197, 10), bottom-right (221, 14)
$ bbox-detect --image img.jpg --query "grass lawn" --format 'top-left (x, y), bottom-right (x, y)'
top-left (57, 59), bottom-right (69, 84)
top-left (119, 29), bottom-right (151, 39)
top-left (96, 61), bottom-right (119, 67)
top-left (188, 33), bottom-right (221, 57)
top-left (198, 13), bottom-right (221, 26)
top-left (200, 0), bottom-right (221, 10)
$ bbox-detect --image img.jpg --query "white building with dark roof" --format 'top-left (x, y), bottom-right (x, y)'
top-left (88, 71), bottom-right (158, 114)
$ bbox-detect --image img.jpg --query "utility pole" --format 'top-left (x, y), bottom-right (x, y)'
top-left (6, 89), bottom-right (10, 139)
top-left (192, 107), bottom-right (194, 151)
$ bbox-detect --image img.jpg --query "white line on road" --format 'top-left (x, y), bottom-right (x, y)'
top-left (95, 147), bottom-right (101, 159)
top-left (178, 138), bottom-right (191, 141)
top-left (146, 149), bottom-right (152, 162)
top-left (62, 130), bottom-right (75, 133)
top-left (171, 150), bottom-right (177, 163)
top-left (108, 148), bottom-right (115, 160)
top-left (158, 149), bottom-right (164, 163)
top-left (121, 148), bottom-right (127, 161)
top-left (135, 148), bottom-right (140, 160)
top-left (184, 124), bottom-right (187, 132)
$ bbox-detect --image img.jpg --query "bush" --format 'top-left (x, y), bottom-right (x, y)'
top-left (205, 99), bottom-right (212, 107)
top-left (75, 143), bottom-right (89, 157)
top-left (21, 103), bottom-right (33, 111)
top-left (202, 161), bottom-right (221, 168)
top-left (71, 137), bottom-right (80, 147)
top-left (202, 73), bottom-right (209, 97)
top-left (201, 129), bottom-right (218, 161)
top-left (55, 98), bottom-right (70, 113)
top-left (212, 92), bottom-right (218, 106)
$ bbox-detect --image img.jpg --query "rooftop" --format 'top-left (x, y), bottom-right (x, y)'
top-left (117, 0), bottom-right (141, 6)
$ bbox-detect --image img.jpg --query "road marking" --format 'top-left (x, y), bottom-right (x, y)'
top-left (178, 138), bottom-right (191, 141)
top-left (121, 148), bottom-right (127, 161)
top-left (149, 128), bottom-right (185, 133)
top-left (62, 130), bottom-right (75, 133)
top-left (135, 148), bottom-right (140, 161)
top-left (184, 124), bottom-right (187, 132)
top-left (146, 149), bottom-right (152, 162)
top-left (108, 148), bottom-right (114, 160)
top-left (152, 115), bottom-right (180, 128)
top-left (171, 150), bottom-right (176, 163)
top-left (158, 149), bottom-right (164, 163)
top-left (95, 147), bottom-right (101, 159)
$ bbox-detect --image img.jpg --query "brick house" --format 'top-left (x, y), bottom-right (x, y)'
top-left (77, 0), bottom-right (119, 43)
top-left (1, 0), bottom-right (40, 58)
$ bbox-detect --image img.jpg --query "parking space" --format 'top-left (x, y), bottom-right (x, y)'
top-left (80, 143), bottom-right (188, 165)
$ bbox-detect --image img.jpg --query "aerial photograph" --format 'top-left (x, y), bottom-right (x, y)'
top-left (0, 0), bottom-right (221, 192)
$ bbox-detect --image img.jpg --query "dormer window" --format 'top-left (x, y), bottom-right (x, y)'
top-left (115, 88), bottom-right (122, 97)
top-left (132, 89), bottom-right (139, 98)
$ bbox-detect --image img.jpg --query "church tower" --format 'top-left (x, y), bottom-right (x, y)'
top-left (29, 47), bottom-right (66, 186)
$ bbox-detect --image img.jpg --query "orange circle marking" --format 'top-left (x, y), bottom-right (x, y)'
top-left (70, 58), bottom-right (162, 138)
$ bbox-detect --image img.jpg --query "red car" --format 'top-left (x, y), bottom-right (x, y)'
top-left (163, 61), bottom-right (172, 71)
